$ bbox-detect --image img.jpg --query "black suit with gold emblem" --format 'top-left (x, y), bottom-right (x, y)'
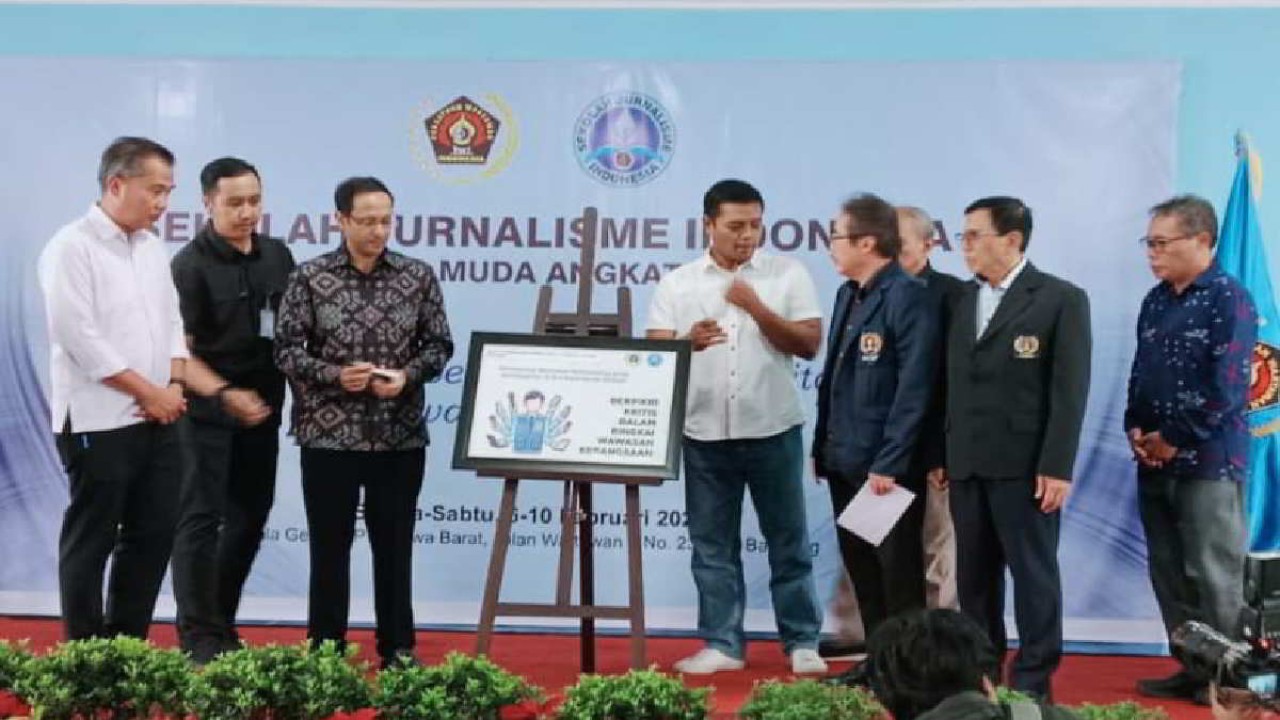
top-left (945, 261), bottom-right (1091, 699)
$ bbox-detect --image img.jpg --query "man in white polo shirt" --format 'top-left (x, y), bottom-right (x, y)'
top-left (38, 136), bottom-right (189, 640)
top-left (646, 179), bottom-right (827, 675)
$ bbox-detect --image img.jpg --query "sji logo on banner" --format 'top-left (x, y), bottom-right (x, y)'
top-left (574, 92), bottom-right (675, 187)
top-left (410, 94), bottom-right (519, 185)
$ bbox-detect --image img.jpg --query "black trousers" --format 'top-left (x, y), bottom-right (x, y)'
top-left (171, 418), bottom-right (279, 649)
top-left (826, 468), bottom-right (926, 640)
top-left (950, 476), bottom-right (1062, 698)
top-left (55, 422), bottom-right (181, 640)
top-left (300, 447), bottom-right (425, 660)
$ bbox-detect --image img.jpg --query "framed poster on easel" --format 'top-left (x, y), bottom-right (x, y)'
top-left (453, 206), bottom-right (692, 672)
top-left (453, 332), bottom-right (690, 483)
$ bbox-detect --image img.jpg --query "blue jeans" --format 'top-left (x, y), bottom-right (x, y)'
top-left (682, 425), bottom-right (822, 658)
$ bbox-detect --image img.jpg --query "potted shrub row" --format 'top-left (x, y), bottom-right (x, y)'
top-left (0, 636), bottom-right (1171, 720)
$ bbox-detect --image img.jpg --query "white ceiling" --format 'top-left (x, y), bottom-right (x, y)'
top-left (3, 0), bottom-right (1280, 8)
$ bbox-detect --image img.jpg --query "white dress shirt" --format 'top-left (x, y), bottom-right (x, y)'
top-left (647, 251), bottom-right (822, 442)
top-left (38, 205), bottom-right (188, 433)
top-left (976, 255), bottom-right (1028, 338)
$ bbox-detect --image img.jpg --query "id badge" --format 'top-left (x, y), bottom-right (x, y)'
top-left (259, 307), bottom-right (275, 339)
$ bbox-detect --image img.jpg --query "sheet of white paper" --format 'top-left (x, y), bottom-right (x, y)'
top-left (836, 482), bottom-right (917, 547)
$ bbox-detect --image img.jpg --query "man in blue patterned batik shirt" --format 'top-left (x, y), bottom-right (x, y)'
top-left (1126, 195), bottom-right (1258, 705)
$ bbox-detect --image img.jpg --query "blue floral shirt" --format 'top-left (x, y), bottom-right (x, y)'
top-left (1125, 262), bottom-right (1257, 481)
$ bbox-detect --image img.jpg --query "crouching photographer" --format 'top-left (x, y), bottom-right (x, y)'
top-left (862, 609), bottom-right (1078, 720)
top-left (1172, 620), bottom-right (1280, 720)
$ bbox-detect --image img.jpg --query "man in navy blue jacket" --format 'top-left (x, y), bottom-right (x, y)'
top-left (814, 193), bottom-right (938, 640)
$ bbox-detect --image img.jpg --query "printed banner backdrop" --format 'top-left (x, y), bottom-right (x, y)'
top-left (0, 58), bottom-right (1179, 647)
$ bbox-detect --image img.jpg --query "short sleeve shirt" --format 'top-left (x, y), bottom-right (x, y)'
top-left (646, 252), bottom-right (822, 441)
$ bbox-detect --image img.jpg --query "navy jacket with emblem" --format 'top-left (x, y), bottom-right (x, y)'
top-left (945, 262), bottom-right (1092, 482)
top-left (814, 262), bottom-right (938, 482)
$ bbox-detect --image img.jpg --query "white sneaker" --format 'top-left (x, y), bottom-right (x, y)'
top-left (791, 648), bottom-right (828, 675)
top-left (673, 647), bottom-right (746, 674)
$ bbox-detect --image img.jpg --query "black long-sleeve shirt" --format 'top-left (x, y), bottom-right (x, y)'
top-left (171, 225), bottom-right (295, 427)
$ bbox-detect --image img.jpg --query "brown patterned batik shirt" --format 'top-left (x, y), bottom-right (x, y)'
top-left (274, 246), bottom-right (453, 451)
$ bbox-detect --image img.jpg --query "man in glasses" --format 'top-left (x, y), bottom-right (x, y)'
top-left (817, 205), bottom-right (965, 668)
top-left (945, 196), bottom-right (1092, 700)
top-left (813, 193), bottom-right (937, 646)
top-left (275, 176), bottom-right (454, 670)
top-left (1127, 195), bottom-right (1256, 704)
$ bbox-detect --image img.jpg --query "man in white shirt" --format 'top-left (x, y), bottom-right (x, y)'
top-left (38, 136), bottom-right (189, 640)
top-left (646, 179), bottom-right (827, 675)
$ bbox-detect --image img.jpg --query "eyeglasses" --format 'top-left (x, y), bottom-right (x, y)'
top-left (346, 215), bottom-right (394, 229)
top-left (953, 231), bottom-right (1002, 244)
top-left (831, 232), bottom-right (874, 242)
top-left (1138, 234), bottom-right (1195, 252)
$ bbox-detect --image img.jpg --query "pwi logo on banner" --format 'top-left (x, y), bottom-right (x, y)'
top-left (574, 91), bottom-right (675, 187)
top-left (410, 94), bottom-right (519, 185)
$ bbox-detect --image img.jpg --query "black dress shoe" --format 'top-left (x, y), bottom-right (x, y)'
top-left (187, 637), bottom-right (225, 667)
top-left (817, 639), bottom-right (867, 661)
top-left (824, 662), bottom-right (871, 688)
top-left (1136, 671), bottom-right (1198, 699)
top-left (380, 650), bottom-right (420, 671)
top-left (219, 631), bottom-right (244, 654)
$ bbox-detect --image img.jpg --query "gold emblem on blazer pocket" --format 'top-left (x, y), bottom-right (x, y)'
top-left (1013, 334), bottom-right (1040, 359)
top-left (860, 332), bottom-right (883, 362)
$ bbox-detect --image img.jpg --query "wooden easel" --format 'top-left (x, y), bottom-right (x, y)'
top-left (474, 207), bottom-right (661, 672)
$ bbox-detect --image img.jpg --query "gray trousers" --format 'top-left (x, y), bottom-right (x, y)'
top-left (1138, 474), bottom-right (1246, 650)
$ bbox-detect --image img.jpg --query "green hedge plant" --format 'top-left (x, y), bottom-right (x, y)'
top-left (739, 679), bottom-right (884, 720)
top-left (995, 687), bottom-right (1035, 705)
top-left (0, 641), bottom-right (33, 694)
top-left (0, 641), bottom-right (34, 718)
top-left (187, 641), bottom-right (372, 720)
top-left (15, 636), bottom-right (191, 720)
top-left (1073, 701), bottom-right (1169, 720)
top-left (556, 668), bottom-right (709, 720)
top-left (374, 651), bottom-right (541, 720)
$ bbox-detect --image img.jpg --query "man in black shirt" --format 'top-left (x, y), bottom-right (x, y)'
top-left (170, 157), bottom-right (296, 664)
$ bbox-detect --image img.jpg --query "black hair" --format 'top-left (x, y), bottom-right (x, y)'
top-left (965, 196), bottom-right (1033, 251)
top-left (840, 192), bottom-right (901, 259)
top-left (97, 136), bottom-right (174, 191)
top-left (866, 609), bottom-right (1001, 720)
top-left (703, 179), bottom-right (764, 218)
top-left (334, 176), bottom-right (394, 214)
top-left (200, 157), bottom-right (260, 195)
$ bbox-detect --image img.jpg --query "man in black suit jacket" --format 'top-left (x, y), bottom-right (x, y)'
top-left (814, 194), bottom-right (938, 640)
top-left (897, 206), bottom-right (967, 611)
top-left (946, 196), bottom-right (1092, 699)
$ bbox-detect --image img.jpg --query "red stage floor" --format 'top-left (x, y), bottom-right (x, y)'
top-left (0, 617), bottom-right (1206, 719)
